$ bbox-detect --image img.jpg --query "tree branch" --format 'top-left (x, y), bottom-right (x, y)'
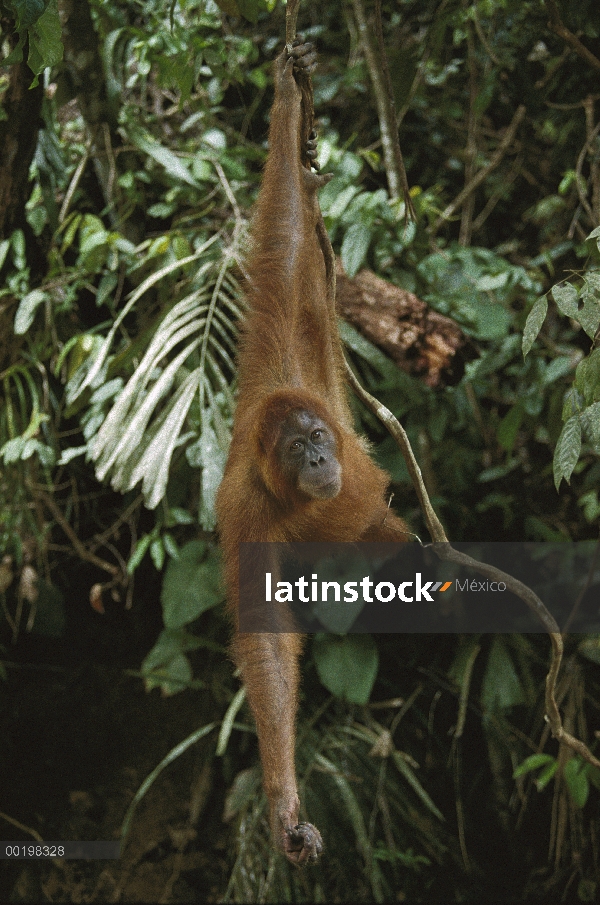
top-left (345, 360), bottom-right (600, 770)
top-left (545, 0), bottom-right (600, 72)
top-left (433, 104), bottom-right (526, 235)
top-left (459, 22), bottom-right (479, 246)
top-left (39, 491), bottom-right (120, 578)
top-left (350, 0), bottom-right (415, 219)
top-left (285, 0), bottom-right (300, 48)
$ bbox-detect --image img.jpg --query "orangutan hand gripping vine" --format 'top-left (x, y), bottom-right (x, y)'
top-left (216, 41), bottom-right (408, 865)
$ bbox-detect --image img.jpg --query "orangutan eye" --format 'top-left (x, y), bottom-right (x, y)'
top-left (290, 440), bottom-right (302, 451)
top-left (311, 430), bottom-right (323, 441)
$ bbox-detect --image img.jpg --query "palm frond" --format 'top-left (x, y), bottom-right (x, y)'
top-left (85, 249), bottom-right (241, 515)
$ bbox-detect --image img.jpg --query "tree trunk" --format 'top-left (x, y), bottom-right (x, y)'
top-left (0, 48), bottom-right (43, 238)
top-left (336, 260), bottom-right (470, 387)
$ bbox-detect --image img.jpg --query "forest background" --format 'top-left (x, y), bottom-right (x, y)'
top-left (1, 0), bottom-right (600, 902)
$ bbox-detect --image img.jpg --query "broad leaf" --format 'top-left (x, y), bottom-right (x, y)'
top-left (27, 0), bottom-right (62, 82)
top-left (130, 127), bottom-right (199, 188)
top-left (481, 637), bottom-right (525, 713)
top-left (161, 540), bottom-right (221, 629)
top-left (522, 295), bottom-right (547, 356)
top-left (14, 289), bottom-right (46, 335)
top-left (9, 0), bottom-right (48, 30)
top-left (552, 283), bottom-right (600, 338)
top-left (193, 422), bottom-right (228, 531)
top-left (313, 634), bottom-right (378, 705)
top-left (513, 753), bottom-right (555, 778)
top-left (341, 222), bottom-right (371, 278)
top-left (575, 349), bottom-right (600, 405)
top-left (581, 402), bottom-right (600, 448)
top-left (564, 758), bottom-right (589, 808)
top-left (553, 415), bottom-right (582, 491)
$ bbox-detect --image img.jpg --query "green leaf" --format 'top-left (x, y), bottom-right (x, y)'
top-left (448, 636), bottom-right (481, 685)
top-left (78, 214), bottom-right (109, 264)
top-left (9, 0), bottom-right (48, 30)
top-left (1, 438), bottom-right (27, 464)
top-left (513, 753), bottom-right (555, 778)
top-left (535, 759), bottom-right (559, 790)
top-left (236, 0), bottom-right (262, 22)
top-left (578, 490), bottom-right (600, 523)
top-left (564, 758), bottom-right (589, 808)
top-left (96, 272), bottom-right (118, 308)
top-left (561, 387), bottom-right (581, 421)
top-left (161, 540), bottom-right (221, 629)
top-left (195, 422), bottom-right (228, 532)
top-left (392, 751), bottom-right (444, 821)
top-left (584, 271), bottom-right (600, 293)
top-left (129, 370), bottom-right (200, 509)
top-left (150, 538), bottom-right (165, 571)
top-left (553, 415), bottom-right (582, 491)
top-left (14, 289), bottom-right (46, 334)
top-left (142, 628), bottom-right (213, 675)
top-left (27, 0), bottom-right (62, 81)
top-left (168, 507), bottom-right (195, 526)
top-left (142, 650), bottom-right (193, 696)
top-left (191, 158), bottom-right (213, 182)
top-left (476, 272), bottom-right (508, 291)
top-left (30, 579), bottom-right (65, 638)
top-left (147, 202), bottom-right (176, 218)
top-left (471, 303), bottom-right (511, 341)
top-left (202, 128), bottom-right (227, 152)
top-left (577, 293), bottom-right (600, 339)
top-left (542, 356), bottom-right (574, 387)
top-left (575, 349), bottom-right (600, 404)
top-left (92, 301), bottom-right (204, 475)
top-left (57, 445), bottom-right (87, 465)
top-left (481, 637), bottom-right (525, 713)
top-left (497, 403), bottom-right (524, 452)
top-left (311, 550), bottom-right (372, 633)
top-left (338, 321), bottom-right (400, 379)
top-left (578, 636), bottom-right (600, 666)
top-left (312, 634), bottom-right (378, 705)
top-left (314, 752), bottom-right (371, 861)
top-left (127, 534), bottom-right (153, 574)
top-left (216, 686), bottom-right (246, 757)
top-left (60, 212), bottom-right (82, 254)
top-left (552, 283), bottom-right (579, 317)
top-left (341, 222), bottom-right (371, 278)
top-left (373, 844), bottom-right (430, 868)
top-left (552, 283), bottom-right (600, 339)
top-left (1, 32), bottom-right (26, 66)
top-left (130, 127), bottom-right (199, 188)
top-left (324, 184), bottom-right (360, 220)
top-left (162, 533), bottom-right (179, 559)
top-left (0, 239), bottom-right (10, 270)
top-left (338, 151), bottom-right (363, 180)
top-left (223, 767), bottom-right (261, 822)
top-left (581, 402), bottom-right (600, 447)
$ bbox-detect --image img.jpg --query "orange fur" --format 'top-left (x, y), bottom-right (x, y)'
top-left (216, 46), bottom-right (407, 864)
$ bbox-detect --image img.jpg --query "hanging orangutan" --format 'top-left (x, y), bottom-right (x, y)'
top-left (216, 39), bottom-right (408, 865)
